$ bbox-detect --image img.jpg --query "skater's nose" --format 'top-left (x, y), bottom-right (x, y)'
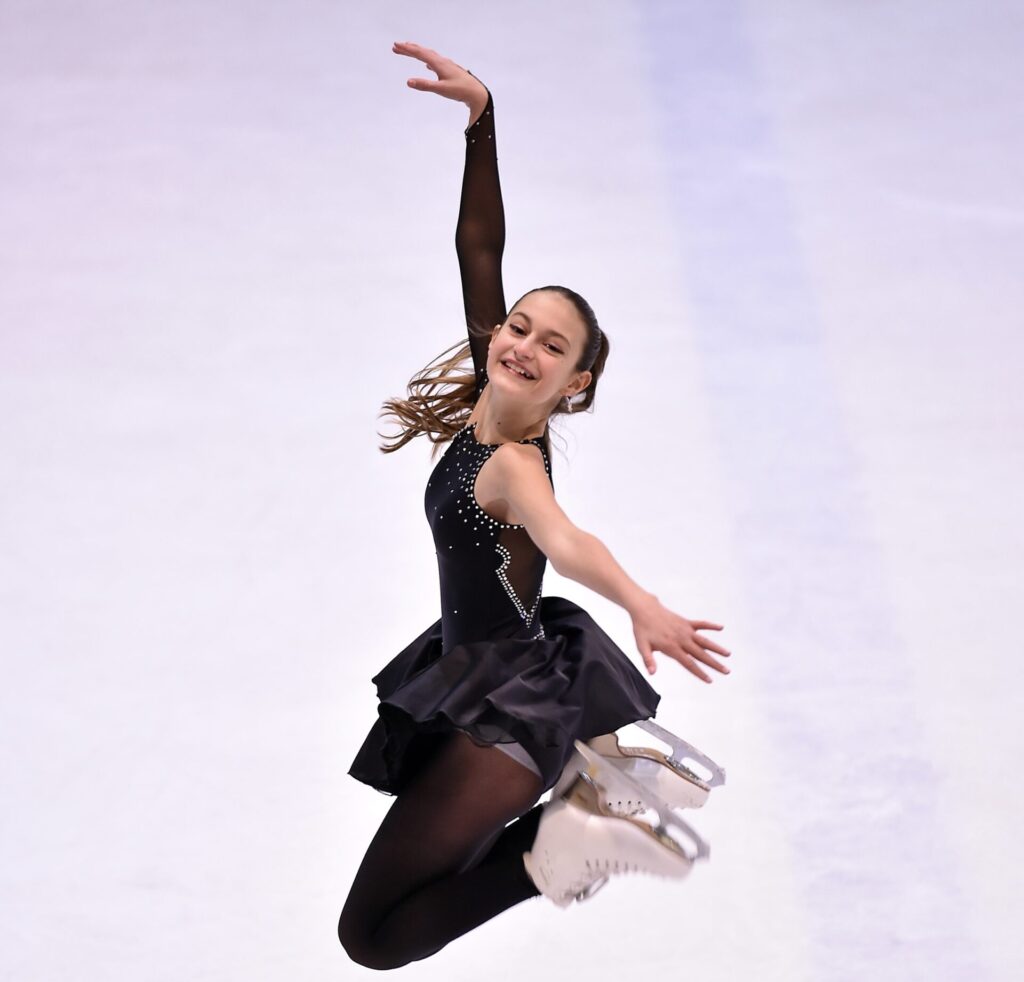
top-left (513, 344), bottom-right (535, 365)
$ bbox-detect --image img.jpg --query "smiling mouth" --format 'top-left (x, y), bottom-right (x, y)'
top-left (501, 359), bottom-right (535, 380)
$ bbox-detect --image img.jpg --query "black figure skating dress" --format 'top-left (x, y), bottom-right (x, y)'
top-left (347, 79), bottom-right (661, 797)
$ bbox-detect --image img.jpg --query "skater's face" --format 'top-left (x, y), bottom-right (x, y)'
top-left (487, 292), bottom-right (591, 411)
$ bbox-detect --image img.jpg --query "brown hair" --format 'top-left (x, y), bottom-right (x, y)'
top-left (377, 286), bottom-right (609, 464)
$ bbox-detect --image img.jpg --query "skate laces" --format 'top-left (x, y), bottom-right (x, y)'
top-left (573, 742), bottom-right (711, 864)
top-left (604, 796), bottom-right (648, 818)
top-left (566, 853), bottom-right (644, 903)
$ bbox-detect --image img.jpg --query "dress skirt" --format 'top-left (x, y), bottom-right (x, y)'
top-left (347, 595), bottom-right (662, 796)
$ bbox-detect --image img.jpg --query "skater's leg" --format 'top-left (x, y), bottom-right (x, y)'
top-left (456, 802), bottom-right (546, 872)
top-left (338, 729), bottom-right (544, 969)
top-left (450, 743), bottom-right (545, 871)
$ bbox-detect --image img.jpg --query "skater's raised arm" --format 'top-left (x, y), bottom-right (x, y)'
top-left (392, 42), bottom-right (504, 400)
top-left (454, 82), bottom-right (505, 400)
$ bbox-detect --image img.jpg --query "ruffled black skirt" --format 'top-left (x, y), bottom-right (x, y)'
top-left (347, 595), bottom-right (662, 796)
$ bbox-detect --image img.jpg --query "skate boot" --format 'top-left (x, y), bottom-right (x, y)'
top-left (553, 718), bottom-right (726, 813)
top-left (522, 739), bottom-right (709, 908)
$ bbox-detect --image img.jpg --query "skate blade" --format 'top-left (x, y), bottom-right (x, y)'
top-left (587, 732), bottom-right (711, 797)
top-left (631, 718), bottom-right (727, 789)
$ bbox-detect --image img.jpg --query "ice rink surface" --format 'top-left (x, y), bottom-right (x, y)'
top-left (2, 2), bottom-right (1021, 979)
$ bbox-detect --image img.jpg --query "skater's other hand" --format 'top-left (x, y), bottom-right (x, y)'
top-left (392, 41), bottom-right (489, 116)
top-left (630, 596), bottom-right (731, 683)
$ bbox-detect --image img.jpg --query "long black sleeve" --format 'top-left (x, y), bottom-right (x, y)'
top-left (454, 76), bottom-right (506, 402)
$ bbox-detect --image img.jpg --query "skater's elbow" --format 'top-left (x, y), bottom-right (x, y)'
top-left (548, 527), bottom-right (593, 578)
top-left (527, 515), bottom-right (585, 576)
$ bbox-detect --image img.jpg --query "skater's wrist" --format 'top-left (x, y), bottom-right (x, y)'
top-left (465, 82), bottom-right (491, 130)
top-left (624, 587), bottom-right (659, 618)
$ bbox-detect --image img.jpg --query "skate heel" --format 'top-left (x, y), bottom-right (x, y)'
top-left (522, 740), bottom-right (709, 908)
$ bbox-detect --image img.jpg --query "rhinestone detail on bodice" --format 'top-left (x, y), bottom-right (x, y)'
top-left (425, 422), bottom-right (554, 653)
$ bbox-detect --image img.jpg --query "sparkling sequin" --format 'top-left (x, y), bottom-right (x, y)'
top-left (425, 422), bottom-right (553, 650)
top-left (495, 542), bottom-right (542, 626)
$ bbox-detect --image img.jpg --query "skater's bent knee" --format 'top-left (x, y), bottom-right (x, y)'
top-left (338, 912), bottom-right (375, 968)
top-left (338, 912), bottom-right (414, 971)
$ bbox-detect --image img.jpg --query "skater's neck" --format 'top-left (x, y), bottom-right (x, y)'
top-left (467, 385), bottom-right (549, 445)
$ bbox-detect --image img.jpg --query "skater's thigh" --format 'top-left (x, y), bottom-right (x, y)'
top-left (377, 729), bottom-right (542, 871)
top-left (346, 730), bottom-right (543, 908)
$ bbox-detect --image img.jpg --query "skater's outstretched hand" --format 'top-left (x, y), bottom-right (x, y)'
top-left (392, 41), bottom-right (489, 121)
top-left (630, 595), bottom-right (731, 683)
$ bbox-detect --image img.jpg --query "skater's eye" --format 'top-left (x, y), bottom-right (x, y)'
top-left (510, 323), bottom-right (563, 354)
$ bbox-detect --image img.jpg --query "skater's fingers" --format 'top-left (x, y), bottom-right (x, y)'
top-left (671, 643), bottom-right (711, 683)
top-left (690, 620), bottom-right (724, 631)
top-left (682, 653), bottom-right (712, 684)
top-left (699, 636), bottom-right (731, 658)
top-left (637, 637), bottom-right (657, 675)
top-left (393, 41), bottom-right (466, 79)
top-left (406, 77), bottom-right (446, 94)
top-left (392, 41), bottom-right (440, 64)
top-left (686, 640), bottom-right (731, 676)
top-left (393, 45), bottom-right (445, 81)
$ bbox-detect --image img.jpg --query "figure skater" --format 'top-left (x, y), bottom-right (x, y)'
top-left (339, 42), bottom-right (733, 970)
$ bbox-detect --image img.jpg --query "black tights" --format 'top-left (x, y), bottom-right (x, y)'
top-left (338, 729), bottom-right (547, 970)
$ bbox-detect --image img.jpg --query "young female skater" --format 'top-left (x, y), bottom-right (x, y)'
top-left (339, 42), bottom-right (732, 970)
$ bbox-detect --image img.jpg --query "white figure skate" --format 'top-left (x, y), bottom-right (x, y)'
top-left (522, 739), bottom-right (710, 908)
top-left (551, 718), bottom-right (727, 814)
